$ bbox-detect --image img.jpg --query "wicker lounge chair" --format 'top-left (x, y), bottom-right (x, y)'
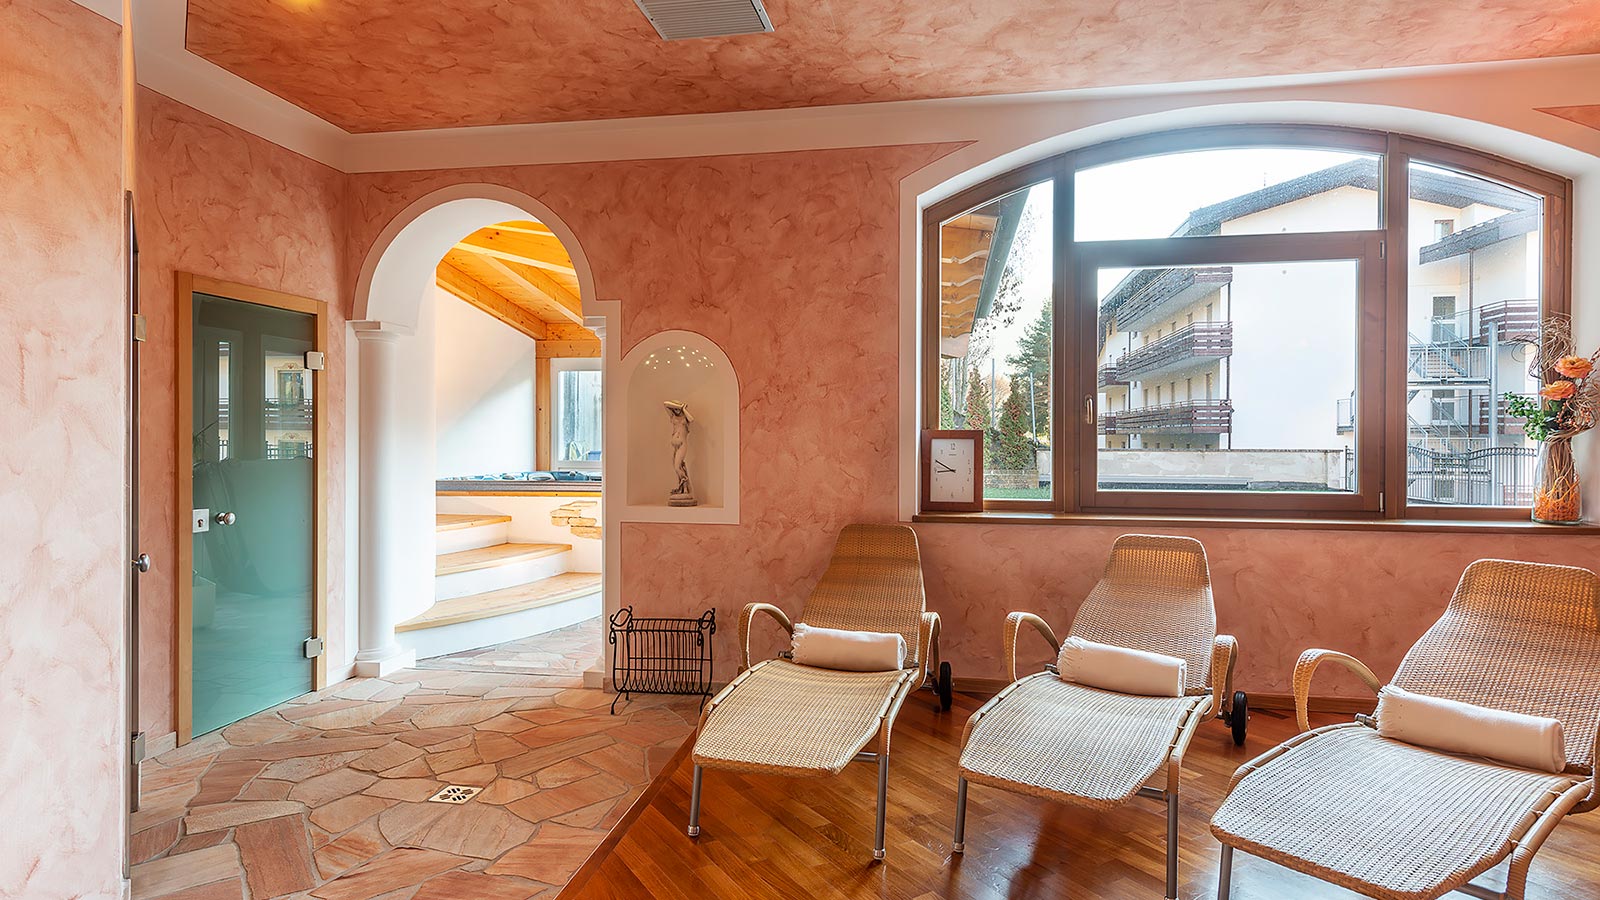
top-left (1211, 558), bottom-right (1600, 900)
top-left (688, 524), bottom-right (950, 860)
top-left (953, 534), bottom-right (1245, 900)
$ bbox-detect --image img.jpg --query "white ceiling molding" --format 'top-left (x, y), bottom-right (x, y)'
top-left (69, 0), bottom-right (1600, 175)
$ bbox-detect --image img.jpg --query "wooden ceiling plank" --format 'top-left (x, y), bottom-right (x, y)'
top-left (448, 251), bottom-right (583, 325)
top-left (436, 262), bottom-right (548, 340)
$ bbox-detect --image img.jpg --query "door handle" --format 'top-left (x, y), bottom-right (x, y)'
top-left (132, 553), bottom-right (152, 573)
top-left (214, 511), bottom-right (237, 526)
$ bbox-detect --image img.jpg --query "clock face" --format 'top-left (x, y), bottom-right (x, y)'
top-left (929, 438), bottom-right (976, 504)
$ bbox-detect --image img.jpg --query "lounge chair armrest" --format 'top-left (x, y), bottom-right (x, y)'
top-left (740, 602), bottom-right (794, 671)
top-left (1293, 648), bottom-right (1382, 734)
top-left (1005, 612), bottom-right (1061, 684)
top-left (918, 612), bottom-right (941, 685)
top-left (1210, 635), bottom-right (1238, 719)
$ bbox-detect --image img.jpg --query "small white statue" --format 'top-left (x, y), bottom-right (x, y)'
top-left (664, 400), bottom-right (697, 507)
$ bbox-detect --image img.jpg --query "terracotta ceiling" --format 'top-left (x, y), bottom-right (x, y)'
top-left (184, 1), bottom-right (1600, 134)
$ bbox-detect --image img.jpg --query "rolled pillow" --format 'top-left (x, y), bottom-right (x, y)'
top-left (1057, 636), bottom-right (1186, 697)
top-left (1376, 686), bottom-right (1567, 774)
top-left (790, 623), bottom-right (906, 672)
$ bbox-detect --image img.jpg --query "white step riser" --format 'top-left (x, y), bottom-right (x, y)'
top-left (435, 552), bottom-right (571, 601)
top-left (435, 522), bottom-right (510, 555)
top-left (398, 590), bottom-right (602, 660)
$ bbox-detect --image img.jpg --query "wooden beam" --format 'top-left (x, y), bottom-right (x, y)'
top-left (536, 339), bottom-right (602, 359)
top-left (453, 251), bottom-right (584, 325)
top-left (456, 229), bottom-right (578, 277)
top-left (435, 262), bottom-right (547, 340)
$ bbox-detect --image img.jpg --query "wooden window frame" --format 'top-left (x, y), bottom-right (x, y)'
top-left (920, 125), bottom-right (1574, 522)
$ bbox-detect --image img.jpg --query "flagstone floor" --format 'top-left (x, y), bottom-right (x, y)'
top-left (130, 668), bottom-right (697, 900)
top-left (414, 618), bottom-right (602, 678)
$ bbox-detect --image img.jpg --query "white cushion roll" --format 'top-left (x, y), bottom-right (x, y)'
top-left (1056, 636), bottom-right (1187, 697)
top-left (1375, 686), bottom-right (1567, 773)
top-left (790, 623), bottom-right (906, 672)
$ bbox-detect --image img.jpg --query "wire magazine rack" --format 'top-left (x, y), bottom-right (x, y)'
top-left (608, 606), bottom-right (716, 714)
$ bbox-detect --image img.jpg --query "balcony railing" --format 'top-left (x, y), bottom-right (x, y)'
top-left (1099, 399), bottom-right (1233, 435)
top-left (1407, 338), bottom-right (1490, 383)
top-left (1335, 396), bottom-right (1354, 434)
top-left (1407, 444), bottom-right (1536, 506)
top-left (1105, 322), bottom-right (1232, 385)
top-left (1476, 298), bottom-right (1538, 341)
top-left (1099, 266), bottom-right (1234, 343)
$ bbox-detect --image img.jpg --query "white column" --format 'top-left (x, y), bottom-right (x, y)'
top-left (584, 314), bottom-right (609, 690)
top-left (352, 321), bottom-right (418, 677)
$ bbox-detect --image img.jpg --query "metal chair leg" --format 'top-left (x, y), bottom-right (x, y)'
top-left (952, 776), bottom-right (968, 853)
top-left (873, 753), bottom-right (889, 860)
top-left (1166, 790), bottom-right (1179, 900)
top-left (1217, 844), bottom-right (1234, 900)
top-left (687, 765), bottom-right (703, 837)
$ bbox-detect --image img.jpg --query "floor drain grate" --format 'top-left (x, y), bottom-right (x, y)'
top-left (427, 785), bottom-right (483, 805)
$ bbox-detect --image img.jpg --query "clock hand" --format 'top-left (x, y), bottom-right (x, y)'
top-left (934, 460), bottom-right (956, 474)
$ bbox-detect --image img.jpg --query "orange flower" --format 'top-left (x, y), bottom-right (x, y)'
top-left (1555, 356), bottom-right (1593, 379)
top-left (1542, 380), bottom-right (1577, 401)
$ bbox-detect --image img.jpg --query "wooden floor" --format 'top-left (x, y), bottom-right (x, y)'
top-left (561, 691), bottom-right (1600, 900)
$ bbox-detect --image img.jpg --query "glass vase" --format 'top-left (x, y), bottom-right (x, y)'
top-left (1533, 437), bottom-right (1582, 525)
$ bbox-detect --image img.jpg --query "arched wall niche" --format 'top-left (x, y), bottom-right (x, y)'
top-left (616, 330), bottom-right (740, 525)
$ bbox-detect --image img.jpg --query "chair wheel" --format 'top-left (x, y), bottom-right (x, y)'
top-left (937, 661), bottom-right (953, 711)
top-left (1230, 691), bottom-right (1249, 746)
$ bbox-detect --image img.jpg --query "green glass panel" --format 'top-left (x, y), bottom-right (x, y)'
top-left (191, 293), bottom-right (315, 736)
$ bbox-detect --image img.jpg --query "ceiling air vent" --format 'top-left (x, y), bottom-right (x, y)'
top-left (632, 0), bottom-right (774, 41)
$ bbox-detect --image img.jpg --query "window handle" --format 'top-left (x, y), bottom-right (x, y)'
top-left (1084, 395), bottom-right (1095, 426)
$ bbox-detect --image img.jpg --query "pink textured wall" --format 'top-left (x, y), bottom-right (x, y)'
top-left (347, 148), bottom-right (1600, 700)
top-left (135, 87), bottom-right (349, 740)
top-left (0, 0), bottom-right (127, 896)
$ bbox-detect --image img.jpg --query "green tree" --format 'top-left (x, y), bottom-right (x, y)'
top-left (963, 365), bottom-right (991, 435)
top-left (994, 376), bottom-right (1036, 471)
top-left (938, 363), bottom-right (956, 428)
top-left (1006, 303), bottom-right (1051, 440)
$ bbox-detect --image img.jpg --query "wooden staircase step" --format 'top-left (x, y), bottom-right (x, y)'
top-left (435, 513), bottom-right (512, 532)
top-left (398, 572), bottom-right (602, 632)
top-left (435, 542), bottom-right (572, 576)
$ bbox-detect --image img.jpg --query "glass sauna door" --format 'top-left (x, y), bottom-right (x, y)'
top-left (191, 293), bottom-right (316, 736)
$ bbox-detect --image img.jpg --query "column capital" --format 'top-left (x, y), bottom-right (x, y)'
top-left (352, 320), bottom-right (414, 343)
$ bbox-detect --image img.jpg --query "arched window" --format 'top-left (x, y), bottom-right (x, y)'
top-left (921, 126), bottom-right (1571, 520)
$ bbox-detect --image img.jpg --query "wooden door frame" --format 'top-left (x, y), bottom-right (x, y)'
top-left (175, 273), bottom-right (330, 745)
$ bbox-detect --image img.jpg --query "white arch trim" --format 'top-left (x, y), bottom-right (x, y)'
top-left (895, 100), bottom-right (1600, 520)
top-left (353, 182), bottom-right (599, 328)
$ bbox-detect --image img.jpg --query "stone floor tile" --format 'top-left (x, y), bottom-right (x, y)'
top-left (408, 699), bottom-right (516, 729)
top-left (147, 878), bottom-right (245, 900)
top-left (434, 762), bottom-right (498, 786)
top-left (505, 773), bottom-right (628, 823)
top-left (131, 844), bottom-right (243, 897)
top-left (500, 734), bottom-right (615, 779)
top-left (237, 778), bottom-right (294, 801)
top-left (410, 870), bottom-right (544, 900)
top-left (402, 805), bottom-right (535, 859)
top-left (235, 814), bottom-right (317, 898)
top-left (347, 742), bottom-right (424, 774)
top-left (288, 768), bottom-right (379, 807)
top-left (170, 829), bottom-right (233, 856)
top-left (309, 794), bottom-right (396, 835)
top-left (313, 820), bottom-right (384, 880)
top-left (362, 778), bottom-right (443, 802)
top-left (423, 747), bottom-right (481, 774)
top-left (474, 779), bottom-right (538, 806)
top-left (141, 754), bottom-right (215, 794)
top-left (553, 689), bottom-right (612, 711)
top-left (376, 802), bottom-right (450, 847)
top-left (376, 758), bottom-right (433, 779)
top-left (185, 801), bottom-right (308, 834)
top-left (534, 758), bottom-right (596, 789)
top-left (484, 824), bottom-right (598, 884)
top-left (550, 798), bottom-right (616, 829)
top-left (292, 700), bottom-right (402, 731)
top-left (473, 732), bottom-right (528, 764)
top-left (220, 715), bottom-right (306, 748)
top-left (222, 734), bottom-right (392, 762)
top-left (308, 848), bottom-right (469, 900)
top-left (578, 743), bottom-right (646, 782)
top-left (131, 818), bottom-right (181, 865)
top-left (508, 708), bottom-right (587, 727)
top-left (192, 760), bottom-right (268, 807)
top-left (259, 749), bottom-right (366, 783)
top-left (393, 727), bottom-right (470, 749)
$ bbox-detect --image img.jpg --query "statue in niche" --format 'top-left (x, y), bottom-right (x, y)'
top-left (664, 400), bottom-right (697, 507)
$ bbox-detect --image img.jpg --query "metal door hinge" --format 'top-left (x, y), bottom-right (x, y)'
top-left (304, 637), bottom-right (324, 659)
top-left (304, 351), bottom-right (325, 371)
top-left (1379, 240), bottom-right (1386, 259)
top-left (130, 731), bottom-right (146, 766)
top-left (132, 313), bottom-right (147, 342)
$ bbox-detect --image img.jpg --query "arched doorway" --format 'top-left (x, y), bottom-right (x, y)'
top-left (349, 186), bottom-right (610, 685)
